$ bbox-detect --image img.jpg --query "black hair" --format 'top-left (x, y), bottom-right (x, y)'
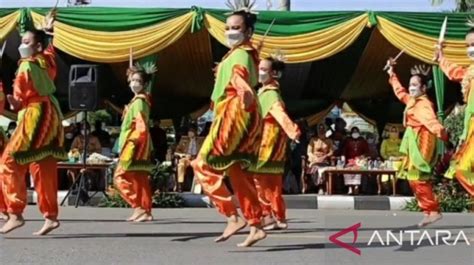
top-left (467, 28), bottom-right (474, 35)
top-left (264, 56), bottom-right (286, 73)
top-left (231, 10), bottom-right (257, 32)
top-left (26, 29), bottom-right (47, 49)
top-left (351, 126), bottom-right (360, 133)
top-left (411, 74), bottom-right (429, 87)
top-left (127, 68), bottom-right (152, 85)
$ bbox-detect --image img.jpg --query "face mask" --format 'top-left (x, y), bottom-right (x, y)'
top-left (467, 46), bottom-right (474, 60)
top-left (258, 70), bottom-right (270, 83)
top-left (130, 81), bottom-right (143, 93)
top-left (8, 129), bottom-right (14, 134)
top-left (65, 133), bottom-right (74, 139)
top-left (352, 132), bottom-right (360, 139)
top-left (408, 86), bottom-right (423, 98)
top-left (18, 43), bottom-right (34, 59)
top-left (225, 29), bottom-right (244, 48)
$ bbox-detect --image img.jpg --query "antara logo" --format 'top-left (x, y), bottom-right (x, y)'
top-left (329, 223), bottom-right (471, 256)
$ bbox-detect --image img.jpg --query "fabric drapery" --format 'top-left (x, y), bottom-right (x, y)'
top-left (0, 10), bottom-right (19, 42)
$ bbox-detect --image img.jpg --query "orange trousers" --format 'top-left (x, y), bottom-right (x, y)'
top-left (0, 155), bottom-right (58, 218)
top-left (0, 181), bottom-right (6, 213)
top-left (114, 166), bottom-right (152, 213)
top-left (455, 170), bottom-right (474, 197)
top-left (191, 158), bottom-right (262, 225)
top-left (254, 174), bottom-right (286, 221)
top-left (409, 180), bottom-right (440, 214)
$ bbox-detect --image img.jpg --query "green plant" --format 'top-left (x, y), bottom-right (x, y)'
top-left (99, 191), bottom-right (130, 208)
top-left (152, 192), bottom-right (184, 208)
top-left (150, 162), bottom-right (174, 193)
top-left (87, 109), bottom-right (113, 126)
top-left (444, 106), bottom-right (465, 147)
top-left (404, 180), bottom-right (473, 212)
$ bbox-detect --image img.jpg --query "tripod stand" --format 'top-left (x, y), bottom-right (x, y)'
top-left (60, 111), bottom-right (108, 207)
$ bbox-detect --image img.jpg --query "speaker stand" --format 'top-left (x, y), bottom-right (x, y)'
top-left (60, 111), bottom-right (109, 207)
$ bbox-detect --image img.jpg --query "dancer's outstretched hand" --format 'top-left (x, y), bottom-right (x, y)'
top-left (433, 41), bottom-right (445, 62)
top-left (385, 58), bottom-right (396, 76)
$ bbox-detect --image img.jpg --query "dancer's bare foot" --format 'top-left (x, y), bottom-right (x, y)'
top-left (276, 221), bottom-right (288, 230)
top-left (0, 214), bottom-right (25, 234)
top-left (426, 212), bottom-right (443, 226)
top-left (0, 212), bottom-right (8, 222)
top-left (417, 214), bottom-right (431, 228)
top-left (262, 215), bottom-right (275, 228)
top-left (33, 218), bottom-right (60, 236)
top-left (237, 225), bottom-right (267, 247)
top-left (126, 208), bottom-right (146, 222)
top-left (134, 212), bottom-right (153, 222)
top-left (214, 215), bottom-right (246, 243)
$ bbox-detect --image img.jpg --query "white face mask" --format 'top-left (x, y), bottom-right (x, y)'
top-left (18, 43), bottom-right (34, 59)
top-left (225, 29), bottom-right (245, 48)
top-left (130, 81), bottom-right (143, 94)
top-left (467, 46), bottom-right (474, 60)
top-left (352, 132), bottom-right (360, 139)
top-left (258, 70), bottom-right (270, 83)
top-left (408, 86), bottom-right (423, 98)
top-left (65, 133), bottom-right (74, 139)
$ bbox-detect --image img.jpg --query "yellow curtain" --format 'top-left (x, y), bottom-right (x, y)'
top-left (0, 11), bottom-right (19, 42)
top-left (31, 11), bottom-right (194, 63)
top-left (204, 13), bottom-right (368, 63)
top-left (305, 103), bottom-right (336, 127)
top-left (377, 17), bottom-right (470, 66)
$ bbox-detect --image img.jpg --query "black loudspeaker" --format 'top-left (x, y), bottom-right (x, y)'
top-left (69, 64), bottom-right (99, 111)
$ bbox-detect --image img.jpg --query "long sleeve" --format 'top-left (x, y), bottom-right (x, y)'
top-left (268, 101), bottom-right (301, 140)
top-left (43, 44), bottom-right (57, 80)
top-left (230, 64), bottom-right (256, 111)
top-left (417, 100), bottom-right (446, 138)
top-left (380, 140), bottom-right (389, 160)
top-left (13, 66), bottom-right (30, 109)
top-left (439, 57), bottom-right (466, 82)
top-left (389, 73), bottom-right (410, 104)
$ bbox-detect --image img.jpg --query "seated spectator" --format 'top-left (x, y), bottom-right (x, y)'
top-left (174, 126), bottom-right (204, 192)
top-left (342, 126), bottom-right (369, 195)
top-left (71, 122), bottom-right (102, 155)
top-left (91, 120), bottom-right (111, 150)
top-left (307, 123), bottom-right (334, 194)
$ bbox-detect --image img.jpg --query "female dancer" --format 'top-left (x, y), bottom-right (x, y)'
top-left (114, 63), bottom-right (156, 222)
top-left (191, 0), bottom-right (266, 247)
top-left (386, 62), bottom-right (448, 227)
top-left (0, 12), bottom-right (67, 235)
top-left (434, 20), bottom-right (474, 196)
top-left (251, 55), bottom-right (300, 230)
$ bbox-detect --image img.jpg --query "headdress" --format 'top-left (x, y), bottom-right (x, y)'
top-left (467, 16), bottom-right (474, 28)
top-left (225, 0), bottom-right (258, 15)
top-left (410, 64), bottom-right (433, 89)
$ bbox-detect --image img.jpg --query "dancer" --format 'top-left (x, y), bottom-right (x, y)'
top-left (191, 0), bottom-right (266, 247)
top-left (250, 54), bottom-right (300, 230)
top-left (0, 81), bottom-right (7, 222)
top-left (434, 20), bottom-right (474, 196)
top-left (386, 62), bottom-right (449, 227)
top-left (114, 62), bottom-right (156, 223)
top-left (0, 11), bottom-right (67, 235)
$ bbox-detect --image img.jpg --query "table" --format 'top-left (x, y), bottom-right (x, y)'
top-left (58, 162), bottom-right (115, 207)
top-left (324, 168), bottom-right (398, 195)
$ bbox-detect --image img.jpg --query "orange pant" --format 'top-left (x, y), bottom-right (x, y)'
top-left (455, 170), bottom-right (474, 197)
top-left (0, 155), bottom-right (58, 218)
top-left (254, 174), bottom-right (286, 221)
top-left (114, 166), bottom-right (152, 213)
top-left (0, 181), bottom-right (6, 213)
top-left (409, 180), bottom-right (440, 214)
top-left (191, 158), bottom-right (262, 225)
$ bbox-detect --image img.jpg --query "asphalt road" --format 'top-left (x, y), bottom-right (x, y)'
top-left (0, 206), bottom-right (473, 265)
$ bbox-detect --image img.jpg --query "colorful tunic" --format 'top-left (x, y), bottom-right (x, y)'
top-left (6, 45), bottom-right (66, 164)
top-left (198, 42), bottom-right (261, 170)
top-left (439, 58), bottom-right (474, 184)
top-left (249, 81), bottom-right (300, 174)
top-left (117, 93), bottom-right (154, 173)
top-left (389, 74), bottom-right (445, 180)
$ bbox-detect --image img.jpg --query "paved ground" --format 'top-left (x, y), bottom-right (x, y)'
top-left (0, 206), bottom-right (473, 265)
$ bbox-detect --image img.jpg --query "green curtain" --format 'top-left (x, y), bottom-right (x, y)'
top-left (432, 65), bottom-right (446, 155)
top-left (376, 11), bottom-right (470, 40)
top-left (32, 7), bottom-right (189, 31)
top-left (205, 9), bottom-right (365, 36)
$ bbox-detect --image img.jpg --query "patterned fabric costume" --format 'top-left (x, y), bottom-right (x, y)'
top-left (250, 81), bottom-right (300, 221)
top-left (191, 42), bottom-right (263, 225)
top-left (439, 58), bottom-right (474, 196)
top-left (389, 73), bottom-right (445, 213)
top-left (0, 44), bottom-right (66, 219)
top-left (114, 93), bottom-right (154, 213)
top-left (0, 83), bottom-right (6, 214)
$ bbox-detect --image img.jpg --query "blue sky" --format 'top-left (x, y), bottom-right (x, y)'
top-left (1, 0), bottom-right (456, 11)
